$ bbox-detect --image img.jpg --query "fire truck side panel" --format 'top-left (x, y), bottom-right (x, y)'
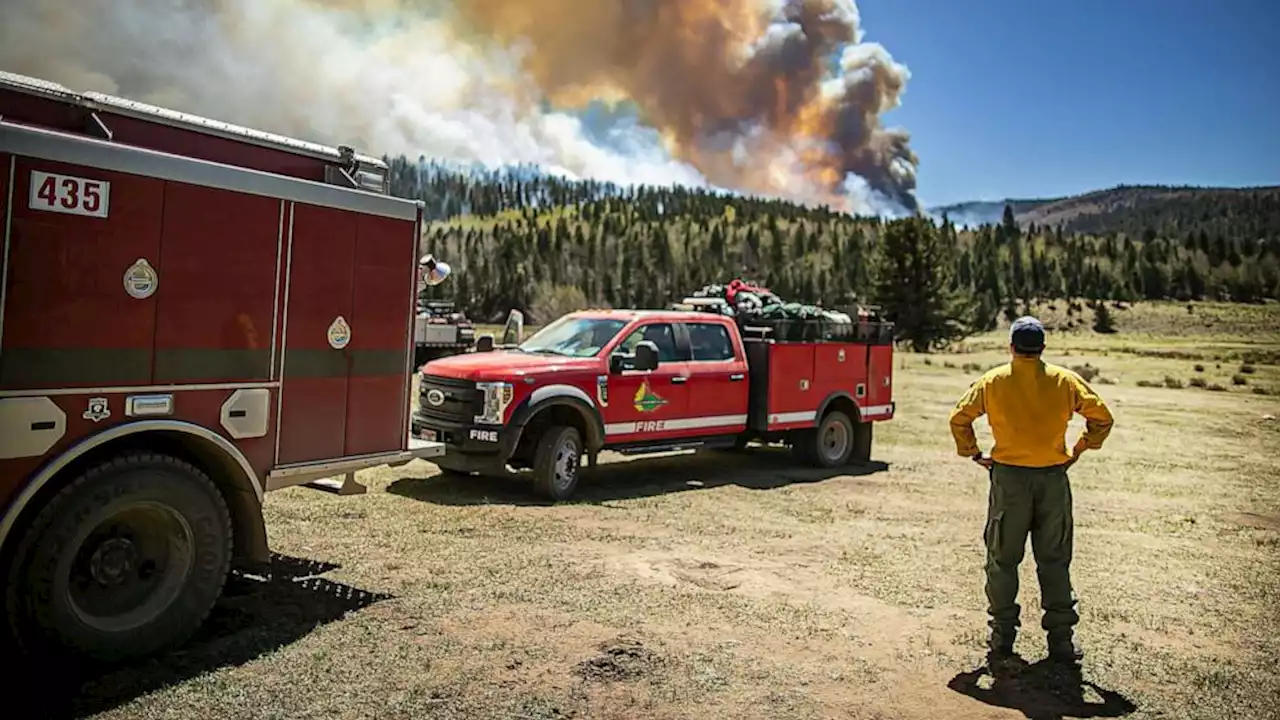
top-left (865, 345), bottom-right (895, 419)
top-left (812, 343), bottom-right (869, 417)
top-left (0, 156), bottom-right (164, 390)
top-left (0, 388), bottom-right (275, 509)
top-left (153, 182), bottom-right (279, 384)
top-left (765, 343), bottom-right (818, 430)
top-left (343, 213), bottom-right (416, 457)
top-left (275, 203), bottom-right (357, 465)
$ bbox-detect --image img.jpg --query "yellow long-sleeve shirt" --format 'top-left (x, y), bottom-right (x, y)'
top-left (949, 356), bottom-right (1115, 468)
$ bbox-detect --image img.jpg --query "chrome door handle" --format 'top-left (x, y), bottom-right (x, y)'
top-left (729, 373), bottom-right (745, 381)
top-left (671, 376), bottom-right (688, 384)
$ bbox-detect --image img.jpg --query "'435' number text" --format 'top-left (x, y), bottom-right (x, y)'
top-left (28, 170), bottom-right (111, 218)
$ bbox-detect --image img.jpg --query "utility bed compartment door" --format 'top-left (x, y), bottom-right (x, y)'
top-left (813, 343), bottom-right (868, 409)
top-left (865, 345), bottom-right (894, 418)
top-left (766, 344), bottom-right (817, 428)
top-left (1, 157), bottom-right (163, 391)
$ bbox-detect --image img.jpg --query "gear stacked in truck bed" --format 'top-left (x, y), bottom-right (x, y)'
top-left (686, 279), bottom-right (855, 341)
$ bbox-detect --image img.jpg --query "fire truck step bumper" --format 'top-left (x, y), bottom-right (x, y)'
top-left (305, 473), bottom-right (368, 496)
top-left (268, 440), bottom-right (447, 493)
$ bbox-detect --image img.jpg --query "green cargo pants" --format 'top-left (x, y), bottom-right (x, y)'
top-left (984, 462), bottom-right (1079, 644)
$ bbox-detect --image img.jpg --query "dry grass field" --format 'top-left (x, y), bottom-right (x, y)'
top-left (18, 302), bottom-right (1280, 720)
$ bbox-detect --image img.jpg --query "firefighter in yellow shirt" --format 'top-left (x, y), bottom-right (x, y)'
top-left (949, 316), bottom-right (1114, 666)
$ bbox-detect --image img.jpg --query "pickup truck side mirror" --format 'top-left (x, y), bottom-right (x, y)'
top-left (475, 335), bottom-right (494, 353)
top-left (633, 341), bottom-right (659, 372)
top-left (502, 309), bottom-right (524, 345)
top-left (608, 340), bottom-right (660, 373)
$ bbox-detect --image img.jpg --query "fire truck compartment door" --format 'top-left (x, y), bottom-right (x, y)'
top-left (276, 203), bottom-right (358, 465)
top-left (276, 204), bottom-right (416, 465)
top-left (1, 157), bottom-right (164, 391)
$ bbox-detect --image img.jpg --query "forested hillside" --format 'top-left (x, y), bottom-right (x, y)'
top-left (386, 156), bottom-right (1280, 348)
top-left (931, 184), bottom-right (1280, 239)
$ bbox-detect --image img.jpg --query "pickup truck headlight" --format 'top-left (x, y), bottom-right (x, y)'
top-left (474, 381), bottom-right (514, 425)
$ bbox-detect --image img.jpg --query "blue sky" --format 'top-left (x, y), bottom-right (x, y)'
top-left (857, 0), bottom-right (1280, 207)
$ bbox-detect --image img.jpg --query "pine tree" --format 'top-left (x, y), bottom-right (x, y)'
top-left (872, 217), bottom-right (971, 352)
top-left (1092, 301), bottom-right (1117, 334)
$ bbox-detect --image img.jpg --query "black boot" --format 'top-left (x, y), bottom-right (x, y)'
top-left (987, 628), bottom-right (1015, 664)
top-left (1047, 631), bottom-right (1084, 664)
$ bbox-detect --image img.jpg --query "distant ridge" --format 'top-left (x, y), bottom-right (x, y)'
top-left (929, 184), bottom-right (1280, 233)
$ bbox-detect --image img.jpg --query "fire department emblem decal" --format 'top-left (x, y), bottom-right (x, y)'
top-left (123, 258), bottom-right (158, 300)
top-left (596, 375), bottom-right (609, 407)
top-left (83, 397), bottom-right (111, 423)
top-left (327, 316), bottom-right (351, 349)
top-left (633, 380), bottom-right (667, 413)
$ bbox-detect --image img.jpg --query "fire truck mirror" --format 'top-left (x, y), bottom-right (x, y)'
top-left (475, 335), bottom-right (495, 353)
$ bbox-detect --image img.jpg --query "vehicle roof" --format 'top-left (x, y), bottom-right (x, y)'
top-left (0, 70), bottom-right (385, 168)
top-left (568, 309), bottom-right (734, 323)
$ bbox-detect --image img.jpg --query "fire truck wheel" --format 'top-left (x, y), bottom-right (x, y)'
top-left (809, 410), bottom-right (856, 468)
top-left (531, 426), bottom-right (583, 501)
top-left (5, 452), bottom-right (232, 663)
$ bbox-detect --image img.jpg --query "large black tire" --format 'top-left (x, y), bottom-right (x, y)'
top-left (531, 426), bottom-right (583, 502)
top-left (794, 410), bottom-right (856, 468)
top-left (5, 452), bottom-right (233, 663)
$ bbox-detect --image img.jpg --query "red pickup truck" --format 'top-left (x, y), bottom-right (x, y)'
top-left (412, 307), bottom-right (896, 500)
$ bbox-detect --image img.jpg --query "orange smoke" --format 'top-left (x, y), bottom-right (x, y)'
top-left (441, 0), bottom-right (919, 212)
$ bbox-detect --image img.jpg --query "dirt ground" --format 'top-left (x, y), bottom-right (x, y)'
top-left (20, 302), bottom-right (1280, 720)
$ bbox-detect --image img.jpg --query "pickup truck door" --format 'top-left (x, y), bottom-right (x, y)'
top-left (677, 320), bottom-right (749, 437)
top-left (602, 321), bottom-right (691, 444)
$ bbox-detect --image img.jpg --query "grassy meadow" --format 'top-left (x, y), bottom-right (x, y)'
top-left (22, 301), bottom-right (1280, 720)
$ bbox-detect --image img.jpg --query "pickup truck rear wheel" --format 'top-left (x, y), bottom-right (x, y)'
top-left (531, 426), bottom-right (583, 501)
top-left (5, 452), bottom-right (232, 663)
top-left (802, 410), bottom-right (856, 468)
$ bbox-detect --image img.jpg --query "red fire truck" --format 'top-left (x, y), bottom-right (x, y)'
top-left (0, 71), bottom-right (446, 662)
top-left (412, 301), bottom-right (896, 500)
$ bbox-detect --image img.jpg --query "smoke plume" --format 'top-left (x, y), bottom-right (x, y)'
top-left (0, 0), bottom-right (918, 214)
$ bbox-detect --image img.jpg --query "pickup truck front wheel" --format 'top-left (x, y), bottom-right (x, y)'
top-left (531, 426), bottom-right (583, 501)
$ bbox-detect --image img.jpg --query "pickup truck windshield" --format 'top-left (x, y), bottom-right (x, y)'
top-left (517, 316), bottom-right (628, 357)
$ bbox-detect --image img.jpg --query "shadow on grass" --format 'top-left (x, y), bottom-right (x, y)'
top-left (948, 655), bottom-right (1138, 720)
top-left (9, 553), bottom-right (392, 720)
top-left (387, 445), bottom-right (890, 507)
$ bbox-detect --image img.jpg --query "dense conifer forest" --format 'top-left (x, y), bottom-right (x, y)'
top-left (388, 156), bottom-right (1280, 348)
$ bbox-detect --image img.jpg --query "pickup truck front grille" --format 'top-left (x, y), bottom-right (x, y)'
top-left (417, 374), bottom-right (481, 425)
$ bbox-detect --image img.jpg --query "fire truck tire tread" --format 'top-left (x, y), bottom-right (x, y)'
top-left (4, 452), bottom-right (233, 663)
top-left (531, 426), bottom-right (583, 502)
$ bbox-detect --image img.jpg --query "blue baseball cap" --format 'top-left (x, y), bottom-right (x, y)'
top-left (1010, 316), bottom-right (1046, 353)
